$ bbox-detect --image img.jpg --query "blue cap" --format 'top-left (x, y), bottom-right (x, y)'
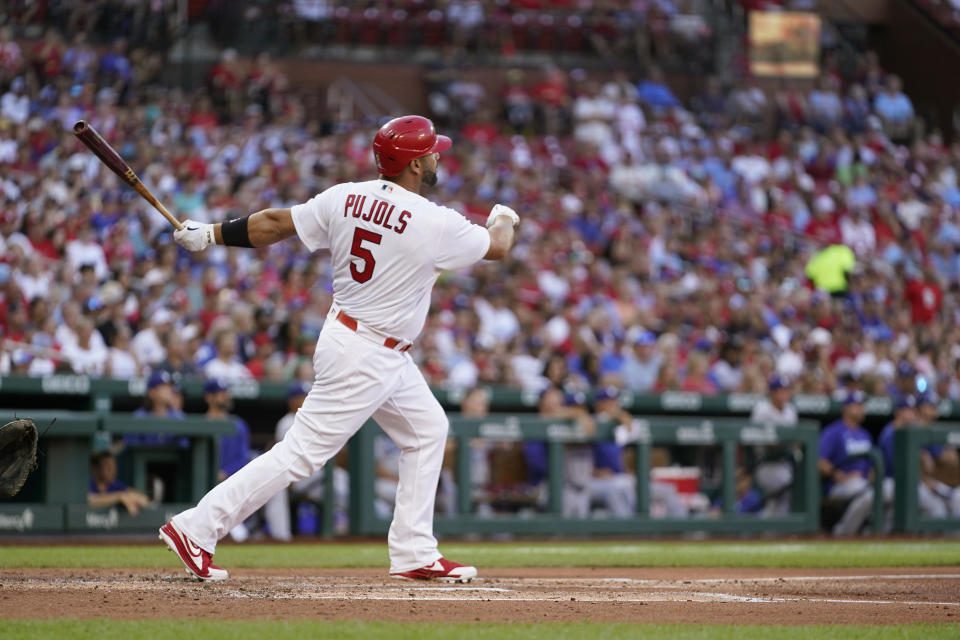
top-left (693, 338), bottom-right (713, 352)
top-left (635, 331), bottom-right (656, 346)
top-left (897, 361), bottom-right (916, 378)
top-left (287, 381), bottom-right (311, 398)
top-left (768, 375), bottom-right (789, 391)
top-left (203, 378), bottom-right (229, 394)
top-left (918, 392), bottom-right (939, 406)
top-left (564, 391), bottom-right (587, 407)
top-left (895, 395), bottom-right (917, 411)
top-left (147, 370), bottom-right (172, 389)
top-left (874, 326), bottom-right (894, 342)
top-left (594, 386), bottom-right (620, 402)
top-left (842, 390), bottom-right (866, 406)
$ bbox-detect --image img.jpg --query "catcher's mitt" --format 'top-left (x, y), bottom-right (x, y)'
top-left (0, 418), bottom-right (39, 498)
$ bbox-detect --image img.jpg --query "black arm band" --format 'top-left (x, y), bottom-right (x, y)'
top-left (221, 215), bottom-right (254, 248)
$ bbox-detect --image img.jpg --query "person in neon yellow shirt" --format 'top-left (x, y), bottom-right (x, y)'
top-left (805, 244), bottom-right (856, 294)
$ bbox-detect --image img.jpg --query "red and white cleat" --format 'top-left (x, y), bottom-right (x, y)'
top-left (159, 521), bottom-right (228, 582)
top-left (390, 557), bottom-right (478, 583)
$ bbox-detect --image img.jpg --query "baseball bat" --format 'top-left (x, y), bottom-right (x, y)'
top-left (72, 120), bottom-right (184, 231)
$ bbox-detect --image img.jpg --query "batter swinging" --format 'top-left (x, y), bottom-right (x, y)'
top-left (160, 115), bottom-right (518, 583)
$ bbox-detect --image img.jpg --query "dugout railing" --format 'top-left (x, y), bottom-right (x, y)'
top-left (867, 448), bottom-right (886, 535)
top-left (828, 448), bottom-right (886, 536)
top-left (346, 416), bottom-right (823, 537)
top-left (2, 374), bottom-right (959, 420)
top-left (0, 410), bottom-right (234, 535)
top-left (0, 408), bottom-right (948, 537)
top-left (893, 423), bottom-right (960, 533)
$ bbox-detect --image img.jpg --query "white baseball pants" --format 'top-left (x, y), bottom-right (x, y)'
top-left (173, 319), bottom-right (448, 573)
top-left (588, 474), bottom-right (635, 517)
top-left (828, 476), bottom-right (873, 536)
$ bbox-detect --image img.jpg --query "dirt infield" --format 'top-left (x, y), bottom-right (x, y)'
top-left (2, 567), bottom-right (959, 624)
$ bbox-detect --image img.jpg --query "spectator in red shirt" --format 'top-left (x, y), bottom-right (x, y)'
top-left (872, 201), bottom-right (901, 249)
top-left (805, 195), bottom-right (842, 246)
top-left (25, 217), bottom-right (60, 261)
top-left (461, 111), bottom-right (500, 145)
top-left (531, 67), bottom-right (568, 107)
top-left (0, 26), bottom-right (23, 75)
top-left (681, 351), bottom-right (718, 394)
top-left (244, 333), bottom-right (275, 380)
top-left (531, 67), bottom-right (569, 134)
top-left (31, 28), bottom-right (63, 79)
top-left (905, 264), bottom-right (943, 324)
top-left (188, 96), bottom-right (220, 130)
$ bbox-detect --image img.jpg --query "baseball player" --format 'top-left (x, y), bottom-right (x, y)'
top-left (159, 115), bottom-right (518, 582)
top-left (819, 390), bottom-right (875, 535)
top-left (915, 393), bottom-right (960, 517)
top-left (877, 395), bottom-right (919, 531)
top-left (589, 386), bottom-right (640, 517)
top-left (749, 375), bottom-right (798, 516)
top-left (592, 386), bottom-right (687, 518)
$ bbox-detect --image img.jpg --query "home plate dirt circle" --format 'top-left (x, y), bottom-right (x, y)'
top-left (1, 567), bottom-right (959, 624)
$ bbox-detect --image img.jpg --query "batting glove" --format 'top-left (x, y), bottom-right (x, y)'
top-left (173, 220), bottom-right (215, 252)
top-left (486, 204), bottom-right (520, 228)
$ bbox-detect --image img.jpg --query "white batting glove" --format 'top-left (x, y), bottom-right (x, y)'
top-left (173, 220), bottom-right (215, 252)
top-left (486, 204), bottom-right (520, 228)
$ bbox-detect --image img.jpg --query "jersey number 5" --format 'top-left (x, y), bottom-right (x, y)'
top-left (349, 228), bottom-right (382, 284)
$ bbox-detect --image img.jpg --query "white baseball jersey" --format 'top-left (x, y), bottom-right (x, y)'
top-left (291, 179), bottom-right (491, 341)
top-left (174, 177), bottom-right (494, 575)
top-left (749, 400), bottom-right (798, 426)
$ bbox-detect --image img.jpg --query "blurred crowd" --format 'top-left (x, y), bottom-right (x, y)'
top-left (278, 0), bottom-right (713, 66)
top-left (423, 51), bottom-right (960, 406)
top-left (5, 0), bottom-right (715, 71)
top-left (0, 17), bottom-right (959, 415)
top-left (206, 0), bottom-right (712, 72)
top-left (5, 1), bottom-right (180, 50)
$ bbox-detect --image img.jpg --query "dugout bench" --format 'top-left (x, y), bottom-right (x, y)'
top-left (346, 416), bottom-right (824, 537)
top-left (1, 407), bottom-right (953, 538)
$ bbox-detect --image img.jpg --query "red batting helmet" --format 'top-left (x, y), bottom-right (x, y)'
top-left (372, 115), bottom-right (452, 177)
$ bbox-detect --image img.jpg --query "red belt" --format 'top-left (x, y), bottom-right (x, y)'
top-left (336, 310), bottom-right (411, 352)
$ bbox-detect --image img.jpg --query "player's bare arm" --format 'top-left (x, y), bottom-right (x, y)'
top-left (484, 204), bottom-right (519, 260)
top-left (484, 216), bottom-right (516, 260)
top-left (818, 458), bottom-right (834, 478)
top-left (554, 405), bottom-right (596, 436)
top-left (173, 208), bottom-right (296, 251)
